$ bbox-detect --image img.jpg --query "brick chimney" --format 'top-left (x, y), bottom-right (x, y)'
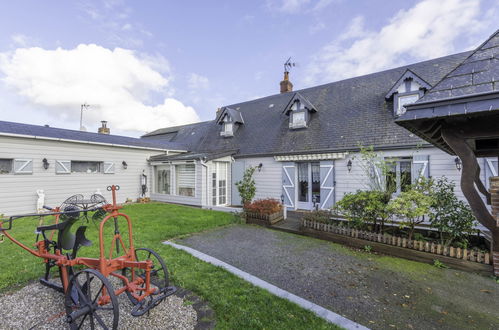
top-left (98, 121), bottom-right (110, 134)
top-left (280, 71), bottom-right (293, 93)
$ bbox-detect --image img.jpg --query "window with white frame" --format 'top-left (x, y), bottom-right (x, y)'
top-left (212, 162), bottom-right (228, 205)
top-left (156, 165), bottom-right (171, 194)
top-left (176, 163), bottom-right (195, 197)
top-left (71, 161), bottom-right (102, 173)
top-left (386, 157), bottom-right (412, 195)
top-left (290, 100), bottom-right (307, 128)
top-left (224, 122), bottom-right (233, 134)
top-left (0, 159), bottom-right (12, 174)
top-left (396, 94), bottom-right (419, 116)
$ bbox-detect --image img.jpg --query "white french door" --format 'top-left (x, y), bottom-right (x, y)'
top-left (212, 162), bottom-right (228, 206)
top-left (296, 162), bottom-right (321, 210)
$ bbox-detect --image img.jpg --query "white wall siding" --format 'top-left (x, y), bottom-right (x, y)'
top-left (0, 136), bottom-right (157, 216)
top-left (234, 157), bottom-right (282, 204)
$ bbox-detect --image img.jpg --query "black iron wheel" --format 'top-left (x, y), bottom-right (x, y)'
top-left (65, 268), bottom-right (119, 330)
top-left (122, 248), bottom-right (169, 305)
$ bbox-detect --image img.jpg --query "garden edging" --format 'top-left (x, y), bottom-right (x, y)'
top-left (301, 220), bottom-right (493, 275)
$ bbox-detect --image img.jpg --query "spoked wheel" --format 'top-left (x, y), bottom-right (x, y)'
top-left (122, 248), bottom-right (174, 316)
top-left (65, 268), bottom-right (119, 330)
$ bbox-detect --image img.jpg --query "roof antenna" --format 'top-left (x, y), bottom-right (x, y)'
top-left (284, 57), bottom-right (296, 73)
top-left (80, 103), bottom-right (90, 131)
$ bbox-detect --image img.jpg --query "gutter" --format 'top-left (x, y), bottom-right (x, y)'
top-left (0, 132), bottom-right (187, 152)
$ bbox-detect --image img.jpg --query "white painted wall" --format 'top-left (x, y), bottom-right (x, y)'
top-left (0, 136), bottom-right (160, 216)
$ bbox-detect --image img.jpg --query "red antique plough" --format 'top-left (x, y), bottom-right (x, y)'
top-left (0, 185), bottom-right (176, 329)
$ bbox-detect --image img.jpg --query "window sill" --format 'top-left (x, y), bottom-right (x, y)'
top-left (220, 131), bottom-right (234, 137)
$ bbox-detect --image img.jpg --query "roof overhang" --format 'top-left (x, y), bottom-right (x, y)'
top-left (274, 152), bottom-right (347, 162)
top-left (396, 92), bottom-right (499, 156)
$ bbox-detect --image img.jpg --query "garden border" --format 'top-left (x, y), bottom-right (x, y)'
top-left (301, 220), bottom-right (493, 275)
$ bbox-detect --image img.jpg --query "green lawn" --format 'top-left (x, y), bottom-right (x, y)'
top-left (0, 203), bottom-right (338, 329)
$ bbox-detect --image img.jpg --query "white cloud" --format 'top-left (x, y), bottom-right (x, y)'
top-left (0, 44), bottom-right (199, 133)
top-left (309, 21), bottom-right (326, 34)
top-left (305, 0), bottom-right (496, 85)
top-left (188, 73), bottom-right (210, 90)
top-left (11, 34), bottom-right (30, 47)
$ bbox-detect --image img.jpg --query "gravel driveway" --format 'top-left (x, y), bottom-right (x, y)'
top-left (177, 224), bottom-right (499, 330)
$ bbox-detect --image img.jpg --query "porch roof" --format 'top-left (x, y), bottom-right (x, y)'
top-left (149, 149), bottom-right (238, 162)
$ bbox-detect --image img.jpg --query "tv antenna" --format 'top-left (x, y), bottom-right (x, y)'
top-left (80, 103), bottom-right (90, 131)
top-left (284, 57), bottom-right (296, 73)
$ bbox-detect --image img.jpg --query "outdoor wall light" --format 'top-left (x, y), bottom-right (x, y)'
top-left (454, 157), bottom-right (462, 171)
top-left (347, 159), bottom-right (353, 172)
top-left (258, 163), bottom-right (263, 172)
top-left (122, 161), bottom-right (128, 170)
top-left (42, 158), bottom-right (50, 170)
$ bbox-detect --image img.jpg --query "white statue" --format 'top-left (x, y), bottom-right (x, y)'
top-left (95, 188), bottom-right (102, 196)
top-left (36, 189), bottom-right (45, 213)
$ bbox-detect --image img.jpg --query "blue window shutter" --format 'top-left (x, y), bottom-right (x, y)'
top-left (412, 155), bottom-right (429, 182)
top-left (319, 160), bottom-right (335, 209)
top-left (484, 158), bottom-right (498, 190)
top-left (282, 162), bottom-right (295, 209)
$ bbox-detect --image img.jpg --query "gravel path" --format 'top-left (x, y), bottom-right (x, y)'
top-left (0, 280), bottom-right (197, 329)
top-left (178, 225), bottom-right (499, 330)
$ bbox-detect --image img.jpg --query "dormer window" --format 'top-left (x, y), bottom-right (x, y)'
top-left (284, 92), bottom-right (317, 130)
top-left (216, 107), bottom-right (244, 137)
top-left (396, 94), bottom-right (419, 116)
top-left (385, 69), bottom-right (431, 117)
top-left (223, 121), bottom-right (233, 136)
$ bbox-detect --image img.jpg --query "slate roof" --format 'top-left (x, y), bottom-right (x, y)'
top-left (142, 121), bottom-right (213, 150)
top-left (0, 120), bottom-right (186, 150)
top-left (415, 29), bottom-right (499, 104)
top-left (143, 51), bottom-right (471, 159)
top-left (216, 107), bottom-right (244, 124)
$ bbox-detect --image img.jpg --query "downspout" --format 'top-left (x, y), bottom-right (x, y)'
top-left (200, 157), bottom-right (209, 207)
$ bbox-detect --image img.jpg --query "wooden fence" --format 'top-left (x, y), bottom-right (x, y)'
top-left (302, 219), bottom-right (491, 265)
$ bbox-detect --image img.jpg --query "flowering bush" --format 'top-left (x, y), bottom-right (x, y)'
top-left (245, 198), bottom-right (282, 215)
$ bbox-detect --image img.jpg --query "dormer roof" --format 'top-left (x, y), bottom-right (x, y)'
top-left (283, 92), bottom-right (317, 115)
top-left (216, 107), bottom-right (244, 125)
top-left (385, 69), bottom-right (432, 99)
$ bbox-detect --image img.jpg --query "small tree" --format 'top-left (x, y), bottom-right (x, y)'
top-left (354, 145), bottom-right (394, 193)
top-left (427, 177), bottom-right (478, 247)
top-left (235, 166), bottom-right (257, 207)
top-left (387, 188), bottom-right (433, 240)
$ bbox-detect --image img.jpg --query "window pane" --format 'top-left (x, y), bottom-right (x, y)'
top-left (397, 94), bottom-right (419, 115)
top-left (293, 112), bottom-right (305, 125)
top-left (71, 161), bottom-right (101, 173)
top-left (155, 166), bottom-right (171, 194)
top-left (212, 172), bottom-right (217, 205)
top-left (297, 163), bottom-right (308, 202)
top-left (0, 159), bottom-right (12, 174)
top-left (400, 161), bottom-right (412, 192)
top-left (311, 162), bottom-right (320, 204)
top-left (225, 123), bottom-right (233, 133)
top-left (176, 164), bottom-right (195, 197)
top-left (386, 163), bottom-right (397, 194)
top-left (218, 163), bottom-right (227, 205)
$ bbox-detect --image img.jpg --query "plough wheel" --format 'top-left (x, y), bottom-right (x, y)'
top-left (122, 247), bottom-right (170, 305)
top-left (65, 268), bottom-right (119, 330)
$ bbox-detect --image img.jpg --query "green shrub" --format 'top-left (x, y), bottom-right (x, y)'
top-left (427, 177), bottom-right (478, 247)
top-left (235, 166), bottom-right (257, 206)
top-left (334, 190), bottom-right (392, 232)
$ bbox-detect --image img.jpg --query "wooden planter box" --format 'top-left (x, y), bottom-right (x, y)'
top-left (245, 210), bottom-right (283, 226)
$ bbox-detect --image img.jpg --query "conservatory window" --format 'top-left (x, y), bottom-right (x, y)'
top-left (176, 163), bottom-right (195, 197)
top-left (156, 165), bottom-right (171, 194)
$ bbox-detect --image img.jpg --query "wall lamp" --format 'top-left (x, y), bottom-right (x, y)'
top-left (122, 161), bottom-right (128, 170)
top-left (347, 159), bottom-right (352, 172)
top-left (454, 157), bottom-right (462, 171)
top-left (42, 158), bottom-right (50, 170)
top-left (257, 163), bottom-right (263, 172)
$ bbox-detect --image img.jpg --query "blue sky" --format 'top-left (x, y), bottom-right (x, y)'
top-left (0, 0), bottom-right (497, 136)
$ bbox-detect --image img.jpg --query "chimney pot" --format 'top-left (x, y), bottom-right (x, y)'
top-left (98, 121), bottom-right (110, 134)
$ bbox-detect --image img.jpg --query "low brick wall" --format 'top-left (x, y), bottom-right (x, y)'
top-left (490, 176), bottom-right (499, 276)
